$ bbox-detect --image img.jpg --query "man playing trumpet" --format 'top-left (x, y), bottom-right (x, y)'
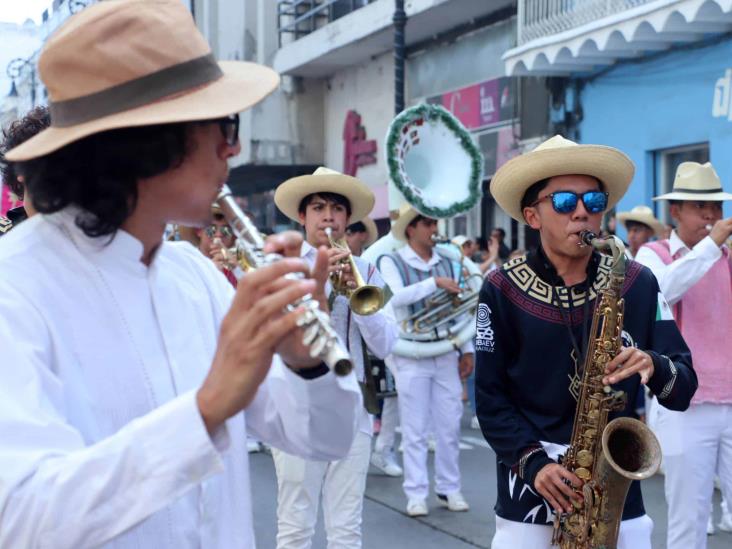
top-left (271, 167), bottom-right (398, 549)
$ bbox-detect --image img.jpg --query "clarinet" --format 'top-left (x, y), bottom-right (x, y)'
top-left (215, 185), bottom-right (352, 376)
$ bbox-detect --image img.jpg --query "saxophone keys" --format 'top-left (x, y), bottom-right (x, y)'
top-left (301, 321), bottom-right (320, 346)
top-left (575, 467), bottom-right (591, 481)
top-left (576, 449), bottom-right (594, 468)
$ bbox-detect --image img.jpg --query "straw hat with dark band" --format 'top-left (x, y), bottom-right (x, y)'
top-left (653, 162), bottom-right (732, 202)
top-left (6, 0), bottom-right (279, 161)
top-left (617, 205), bottom-right (664, 236)
top-left (490, 135), bottom-right (635, 223)
top-left (274, 167), bottom-right (375, 224)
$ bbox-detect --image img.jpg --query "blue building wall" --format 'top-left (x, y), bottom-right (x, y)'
top-left (578, 37), bottom-right (732, 233)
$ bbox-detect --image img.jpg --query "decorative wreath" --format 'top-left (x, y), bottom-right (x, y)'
top-left (385, 103), bottom-right (484, 218)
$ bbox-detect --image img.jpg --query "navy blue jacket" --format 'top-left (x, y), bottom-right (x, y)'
top-left (475, 248), bottom-right (696, 525)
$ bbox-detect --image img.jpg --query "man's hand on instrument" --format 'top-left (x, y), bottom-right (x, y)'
top-left (604, 346), bottom-right (654, 385)
top-left (458, 353), bottom-right (474, 380)
top-left (435, 276), bottom-right (461, 294)
top-left (534, 463), bottom-right (583, 515)
top-left (263, 230), bottom-right (304, 258)
top-left (197, 258), bottom-right (315, 435)
top-left (709, 217), bottom-right (732, 247)
top-left (326, 248), bottom-right (356, 289)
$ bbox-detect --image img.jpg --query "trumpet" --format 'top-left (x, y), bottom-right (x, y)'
top-left (324, 227), bottom-right (384, 316)
top-left (215, 185), bottom-right (352, 376)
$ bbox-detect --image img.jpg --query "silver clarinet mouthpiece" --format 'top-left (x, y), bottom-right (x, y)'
top-left (215, 185), bottom-right (352, 376)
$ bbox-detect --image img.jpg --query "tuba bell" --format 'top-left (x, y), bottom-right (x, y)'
top-left (382, 103), bottom-right (485, 359)
top-left (325, 227), bottom-right (384, 316)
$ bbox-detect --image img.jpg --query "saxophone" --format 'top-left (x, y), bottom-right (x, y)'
top-left (551, 231), bottom-right (661, 549)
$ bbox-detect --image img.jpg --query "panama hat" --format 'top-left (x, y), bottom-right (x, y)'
top-left (351, 217), bottom-right (379, 246)
top-left (6, 0), bottom-right (280, 161)
top-left (617, 205), bottom-right (664, 236)
top-left (452, 235), bottom-right (472, 248)
top-left (490, 135), bottom-right (635, 223)
top-left (391, 204), bottom-right (425, 241)
top-left (274, 167), bottom-right (375, 223)
top-left (653, 162), bottom-right (732, 201)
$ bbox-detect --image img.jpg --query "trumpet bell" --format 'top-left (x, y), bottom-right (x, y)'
top-left (350, 285), bottom-right (385, 316)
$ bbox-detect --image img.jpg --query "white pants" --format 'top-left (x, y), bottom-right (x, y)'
top-left (374, 397), bottom-right (399, 454)
top-left (491, 515), bottom-right (653, 549)
top-left (394, 352), bottom-right (463, 500)
top-left (655, 403), bottom-right (732, 549)
top-left (271, 431), bottom-right (372, 549)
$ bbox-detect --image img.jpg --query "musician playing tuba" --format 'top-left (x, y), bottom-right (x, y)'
top-left (476, 135), bottom-right (698, 549)
top-left (377, 203), bottom-right (475, 517)
top-left (270, 167), bottom-right (399, 549)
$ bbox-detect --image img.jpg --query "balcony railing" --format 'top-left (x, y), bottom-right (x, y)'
top-left (278, 0), bottom-right (376, 46)
top-left (518, 0), bottom-right (655, 45)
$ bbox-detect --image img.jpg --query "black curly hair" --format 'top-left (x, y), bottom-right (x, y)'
top-left (0, 106), bottom-right (51, 198)
top-left (18, 122), bottom-right (193, 238)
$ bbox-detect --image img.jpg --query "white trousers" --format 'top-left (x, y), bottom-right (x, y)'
top-left (271, 431), bottom-right (372, 549)
top-left (374, 397), bottom-right (399, 454)
top-left (655, 403), bottom-right (732, 549)
top-left (491, 515), bottom-right (653, 549)
top-left (394, 352), bottom-right (463, 500)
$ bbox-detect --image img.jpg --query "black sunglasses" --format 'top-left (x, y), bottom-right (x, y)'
top-left (531, 190), bottom-right (608, 214)
top-left (216, 113), bottom-right (239, 146)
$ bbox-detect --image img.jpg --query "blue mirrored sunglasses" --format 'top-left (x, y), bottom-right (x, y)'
top-left (531, 190), bottom-right (608, 214)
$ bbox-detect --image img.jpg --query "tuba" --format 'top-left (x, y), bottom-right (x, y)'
top-left (383, 103), bottom-right (485, 359)
top-left (215, 185), bottom-right (353, 376)
top-left (324, 227), bottom-right (384, 316)
top-left (552, 231), bottom-right (661, 549)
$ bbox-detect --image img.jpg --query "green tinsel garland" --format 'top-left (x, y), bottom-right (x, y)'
top-left (386, 103), bottom-right (484, 218)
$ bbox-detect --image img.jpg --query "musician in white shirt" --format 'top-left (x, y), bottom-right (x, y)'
top-left (0, 3), bottom-right (361, 548)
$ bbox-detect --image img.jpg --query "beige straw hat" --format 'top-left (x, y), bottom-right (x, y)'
top-left (616, 205), bottom-right (664, 236)
top-left (274, 167), bottom-right (375, 223)
top-left (391, 204), bottom-right (423, 241)
top-left (490, 135), bottom-right (635, 223)
top-left (653, 162), bottom-right (732, 201)
top-left (6, 0), bottom-right (280, 161)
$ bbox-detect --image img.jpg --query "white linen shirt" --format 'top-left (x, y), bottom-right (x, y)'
top-left (635, 231), bottom-right (724, 305)
top-left (378, 244), bottom-right (475, 357)
top-left (0, 209), bottom-right (361, 549)
top-left (300, 241), bottom-right (398, 436)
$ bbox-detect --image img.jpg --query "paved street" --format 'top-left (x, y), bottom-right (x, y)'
top-left (252, 406), bottom-right (732, 548)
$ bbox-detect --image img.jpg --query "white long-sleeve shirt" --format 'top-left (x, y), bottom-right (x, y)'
top-left (378, 244), bottom-right (474, 357)
top-left (0, 209), bottom-right (361, 549)
top-left (635, 231), bottom-right (724, 305)
top-left (301, 241), bottom-right (398, 435)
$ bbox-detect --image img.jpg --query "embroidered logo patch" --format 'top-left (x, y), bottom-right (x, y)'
top-left (656, 292), bottom-right (674, 321)
top-left (475, 303), bottom-right (495, 352)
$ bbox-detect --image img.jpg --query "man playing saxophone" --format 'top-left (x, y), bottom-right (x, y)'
top-left (476, 136), bottom-right (697, 549)
top-left (270, 167), bottom-right (398, 549)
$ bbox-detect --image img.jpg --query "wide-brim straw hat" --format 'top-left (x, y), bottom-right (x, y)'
top-left (6, 0), bottom-right (280, 161)
top-left (391, 204), bottom-right (424, 241)
top-left (490, 135), bottom-right (635, 223)
top-left (653, 162), bottom-right (732, 201)
top-left (617, 205), bottom-right (664, 236)
top-left (274, 167), bottom-right (375, 223)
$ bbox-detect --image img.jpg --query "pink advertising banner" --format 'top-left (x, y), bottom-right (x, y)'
top-left (1, 185), bottom-right (22, 216)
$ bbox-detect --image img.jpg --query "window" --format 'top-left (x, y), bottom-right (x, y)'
top-left (654, 143), bottom-right (709, 224)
